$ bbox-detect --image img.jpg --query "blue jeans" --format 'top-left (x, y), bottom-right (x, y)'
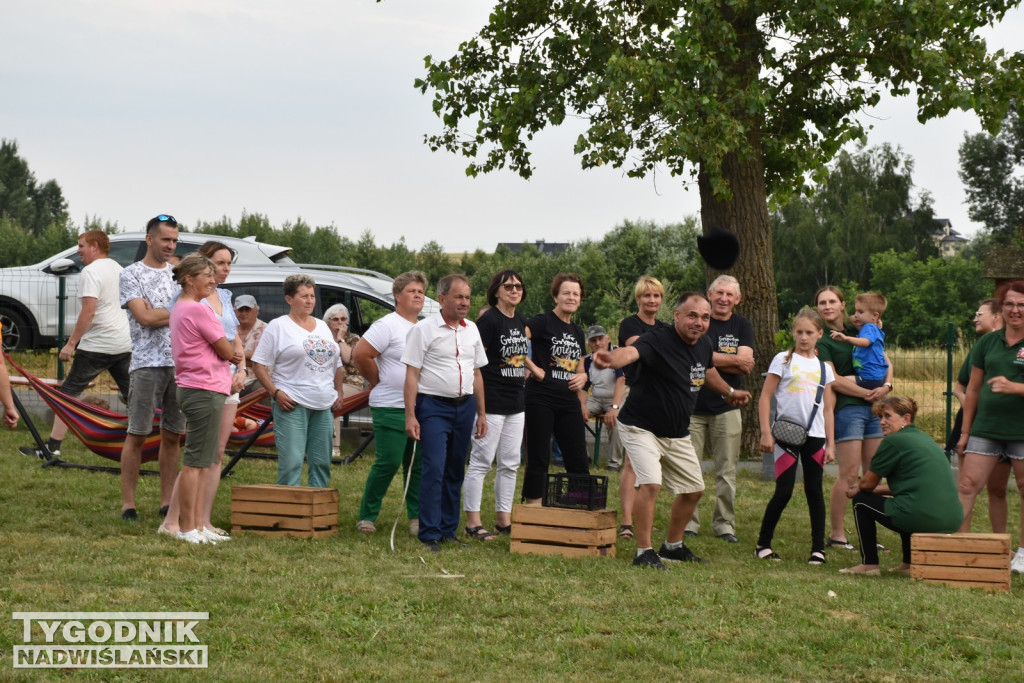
top-left (415, 394), bottom-right (477, 542)
top-left (272, 400), bottom-right (334, 488)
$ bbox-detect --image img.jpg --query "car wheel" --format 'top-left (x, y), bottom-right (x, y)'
top-left (0, 307), bottom-right (33, 351)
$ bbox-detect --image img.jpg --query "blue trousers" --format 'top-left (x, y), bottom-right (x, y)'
top-left (272, 400), bottom-right (334, 489)
top-left (415, 394), bottom-right (476, 543)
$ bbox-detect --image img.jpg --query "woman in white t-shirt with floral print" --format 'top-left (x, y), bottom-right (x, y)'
top-left (252, 274), bottom-right (346, 488)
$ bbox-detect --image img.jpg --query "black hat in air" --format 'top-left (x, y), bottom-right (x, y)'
top-left (697, 225), bottom-right (740, 270)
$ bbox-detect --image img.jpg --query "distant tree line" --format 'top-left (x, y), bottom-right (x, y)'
top-left (0, 138), bottom-right (1002, 347)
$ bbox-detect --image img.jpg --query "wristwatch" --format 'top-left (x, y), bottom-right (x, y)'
top-left (884, 382), bottom-right (893, 390)
top-left (610, 404), bottom-right (620, 410)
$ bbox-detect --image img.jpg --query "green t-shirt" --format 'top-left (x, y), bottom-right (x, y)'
top-left (817, 325), bottom-right (868, 412)
top-left (969, 329), bottom-right (1024, 441)
top-left (869, 425), bottom-right (963, 532)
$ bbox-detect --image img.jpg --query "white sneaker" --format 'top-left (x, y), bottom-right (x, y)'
top-left (202, 527), bottom-right (231, 542)
top-left (1012, 553), bottom-right (1024, 575)
top-left (177, 529), bottom-right (210, 545)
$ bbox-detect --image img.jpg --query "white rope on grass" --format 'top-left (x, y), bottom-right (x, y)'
top-left (389, 446), bottom-right (417, 552)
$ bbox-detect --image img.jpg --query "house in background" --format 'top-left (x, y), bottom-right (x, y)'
top-left (930, 219), bottom-right (969, 258)
top-left (496, 240), bottom-right (570, 256)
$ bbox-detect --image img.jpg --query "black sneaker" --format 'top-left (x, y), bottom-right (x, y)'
top-left (440, 536), bottom-right (467, 547)
top-left (658, 542), bottom-right (708, 564)
top-left (633, 548), bottom-right (667, 570)
top-left (121, 508), bottom-right (138, 522)
top-left (19, 445), bottom-right (58, 460)
top-left (422, 541), bottom-right (441, 553)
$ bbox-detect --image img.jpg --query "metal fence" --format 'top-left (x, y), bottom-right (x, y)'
top-left (889, 322), bottom-right (963, 448)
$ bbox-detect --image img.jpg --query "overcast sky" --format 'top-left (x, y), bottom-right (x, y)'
top-left (2, 1), bottom-right (1021, 253)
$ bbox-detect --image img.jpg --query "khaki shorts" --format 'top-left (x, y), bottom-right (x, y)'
top-left (618, 422), bottom-right (705, 496)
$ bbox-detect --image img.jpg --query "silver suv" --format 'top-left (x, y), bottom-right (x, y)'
top-left (223, 264), bottom-right (440, 335)
top-left (0, 232), bottom-right (293, 349)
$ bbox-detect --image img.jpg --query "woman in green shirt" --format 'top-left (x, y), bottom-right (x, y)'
top-left (840, 396), bottom-right (963, 575)
top-left (957, 280), bottom-right (1024, 574)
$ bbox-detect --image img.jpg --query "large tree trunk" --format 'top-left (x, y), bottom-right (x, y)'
top-left (699, 150), bottom-right (778, 459)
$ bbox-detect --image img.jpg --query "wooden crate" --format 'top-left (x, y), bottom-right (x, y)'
top-left (231, 485), bottom-right (338, 538)
top-left (509, 505), bottom-right (617, 558)
top-left (910, 533), bottom-right (1011, 592)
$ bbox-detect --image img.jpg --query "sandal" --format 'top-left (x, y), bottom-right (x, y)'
top-left (755, 546), bottom-right (782, 561)
top-left (494, 523), bottom-right (512, 535)
top-left (355, 520), bottom-right (376, 533)
top-left (618, 524), bottom-right (634, 539)
top-left (465, 525), bottom-right (496, 541)
top-left (827, 537), bottom-right (855, 550)
top-left (808, 551), bottom-right (827, 565)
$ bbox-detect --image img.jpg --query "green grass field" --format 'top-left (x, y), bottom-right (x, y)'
top-left (2, 421), bottom-right (1024, 681)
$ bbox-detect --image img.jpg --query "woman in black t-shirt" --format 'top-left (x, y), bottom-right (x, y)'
top-left (521, 273), bottom-right (591, 503)
top-left (464, 270), bottom-right (530, 539)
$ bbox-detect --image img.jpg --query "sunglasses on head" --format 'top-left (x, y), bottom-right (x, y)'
top-left (155, 214), bottom-right (177, 226)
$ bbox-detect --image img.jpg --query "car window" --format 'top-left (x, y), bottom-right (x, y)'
top-left (175, 242), bottom-right (238, 263)
top-left (354, 296), bottom-right (392, 333)
top-left (109, 241), bottom-right (144, 267)
top-left (221, 284), bottom-right (286, 323)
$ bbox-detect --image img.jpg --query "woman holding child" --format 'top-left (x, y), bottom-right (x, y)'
top-left (815, 286), bottom-right (893, 550)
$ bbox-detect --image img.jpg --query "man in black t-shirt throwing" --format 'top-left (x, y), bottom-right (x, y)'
top-left (594, 293), bottom-right (751, 569)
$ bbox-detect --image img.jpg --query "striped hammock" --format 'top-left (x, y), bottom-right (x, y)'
top-left (6, 354), bottom-right (369, 462)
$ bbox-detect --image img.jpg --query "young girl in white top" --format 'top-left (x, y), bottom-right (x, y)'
top-left (756, 308), bottom-right (836, 565)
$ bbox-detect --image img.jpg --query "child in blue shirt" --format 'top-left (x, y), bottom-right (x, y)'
top-left (829, 292), bottom-right (888, 390)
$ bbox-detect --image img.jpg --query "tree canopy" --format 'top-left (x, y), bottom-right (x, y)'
top-left (415, 0), bottom-right (1024, 392)
top-left (0, 139), bottom-right (68, 238)
top-left (772, 144), bottom-right (938, 316)
top-left (959, 104), bottom-right (1024, 245)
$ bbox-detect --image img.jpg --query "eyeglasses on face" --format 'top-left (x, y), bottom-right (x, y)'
top-left (1003, 302), bottom-right (1024, 311)
top-left (502, 283), bottom-right (524, 292)
top-left (329, 317), bottom-right (348, 322)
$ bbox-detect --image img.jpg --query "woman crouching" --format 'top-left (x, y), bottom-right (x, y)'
top-left (840, 396), bottom-right (963, 575)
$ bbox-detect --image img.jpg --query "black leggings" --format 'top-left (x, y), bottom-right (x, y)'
top-left (852, 491), bottom-right (912, 565)
top-left (757, 438), bottom-right (826, 553)
top-left (521, 393), bottom-right (590, 500)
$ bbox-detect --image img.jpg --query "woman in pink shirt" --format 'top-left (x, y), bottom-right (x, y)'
top-left (168, 254), bottom-right (240, 545)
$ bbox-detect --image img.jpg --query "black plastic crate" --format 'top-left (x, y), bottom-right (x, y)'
top-left (543, 473), bottom-right (608, 510)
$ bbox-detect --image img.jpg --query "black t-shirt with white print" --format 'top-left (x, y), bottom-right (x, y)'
top-left (477, 306), bottom-right (528, 414)
top-left (526, 310), bottom-right (585, 405)
top-left (618, 325), bottom-right (715, 439)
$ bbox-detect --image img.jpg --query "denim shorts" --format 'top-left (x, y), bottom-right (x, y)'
top-left (834, 404), bottom-right (882, 443)
top-left (965, 436), bottom-right (1024, 460)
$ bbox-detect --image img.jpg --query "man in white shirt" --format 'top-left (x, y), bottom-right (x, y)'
top-left (403, 274), bottom-right (488, 552)
top-left (19, 230), bottom-right (132, 460)
top-left (117, 215), bottom-right (184, 522)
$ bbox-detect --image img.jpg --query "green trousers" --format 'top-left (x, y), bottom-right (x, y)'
top-left (357, 407), bottom-right (421, 521)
